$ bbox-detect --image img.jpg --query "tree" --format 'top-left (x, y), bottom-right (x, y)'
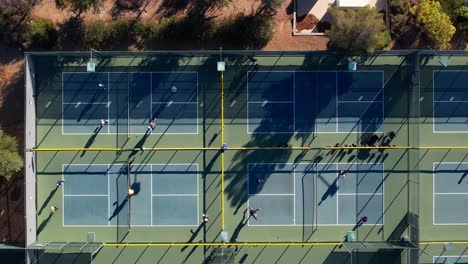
top-left (0, 129), bottom-right (23, 182)
top-left (256, 0), bottom-right (285, 16)
top-left (327, 6), bottom-right (390, 53)
top-left (438, 0), bottom-right (468, 34)
top-left (56, 0), bottom-right (102, 16)
top-left (410, 0), bottom-right (456, 48)
top-left (26, 18), bottom-right (57, 48)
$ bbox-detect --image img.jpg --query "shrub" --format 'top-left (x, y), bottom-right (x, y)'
top-left (116, 0), bottom-right (144, 9)
top-left (327, 6), bottom-right (390, 53)
top-left (410, 0), bottom-right (456, 48)
top-left (217, 14), bottom-right (273, 49)
top-left (137, 21), bottom-right (159, 44)
top-left (26, 18), bottom-right (57, 49)
top-left (0, 129), bottom-right (23, 182)
top-left (108, 19), bottom-right (134, 42)
top-left (85, 20), bottom-right (110, 48)
top-left (56, 0), bottom-right (102, 16)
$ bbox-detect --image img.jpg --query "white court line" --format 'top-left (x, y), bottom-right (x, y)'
top-left (434, 100), bottom-right (468, 103)
top-left (150, 164), bottom-right (153, 225)
top-left (338, 193), bottom-right (383, 196)
top-left (151, 101), bottom-right (198, 104)
top-left (152, 194), bottom-right (198, 196)
top-left (434, 193), bottom-right (468, 195)
top-left (64, 194), bottom-right (108, 197)
top-left (249, 193), bottom-right (295, 196)
top-left (150, 72), bottom-right (153, 122)
top-left (248, 101), bottom-right (294, 104)
top-left (336, 101), bottom-right (384, 103)
top-left (197, 163), bottom-right (200, 226)
top-left (293, 71), bottom-right (296, 132)
top-left (108, 164), bottom-right (110, 226)
top-left (293, 166), bottom-right (296, 224)
top-left (335, 71), bottom-right (338, 132)
top-left (62, 102), bottom-right (108, 105)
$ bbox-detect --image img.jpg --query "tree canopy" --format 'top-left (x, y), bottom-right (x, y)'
top-left (56, 0), bottom-right (102, 16)
top-left (327, 6), bottom-right (389, 53)
top-left (411, 0), bottom-right (456, 48)
top-left (0, 129), bottom-right (23, 181)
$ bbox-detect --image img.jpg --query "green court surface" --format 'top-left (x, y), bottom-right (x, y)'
top-left (25, 51), bottom-right (468, 264)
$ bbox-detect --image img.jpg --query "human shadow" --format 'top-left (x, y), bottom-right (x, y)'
top-left (318, 176), bottom-right (339, 206)
top-left (109, 197), bottom-right (129, 221)
top-left (81, 125), bottom-right (103, 157)
top-left (37, 212), bottom-right (54, 235)
top-left (37, 186), bottom-right (58, 216)
top-left (128, 133), bottom-right (150, 158)
top-left (181, 223), bottom-right (204, 252)
top-left (230, 209), bottom-right (249, 242)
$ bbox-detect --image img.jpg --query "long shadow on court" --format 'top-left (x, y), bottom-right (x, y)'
top-left (37, 212), bottom-right (54, 235)
top-left (318, 177), bottom-right (339, 206)
top-left (230, 209), bottom-right (248, 242)
top-left (37, 186), bottom-right (58, 216)
top-left (81, 126), bottom-right (104, 157)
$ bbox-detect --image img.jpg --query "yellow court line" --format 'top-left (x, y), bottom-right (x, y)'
top-left (418, 241), bottom-right (468, 245)
top-left (102, 241), bottom-right (468, 247)
top-left (103, 242), bottom-right (342, 247)
top-left (32, 146), bottom-right (468, 152)
top-left (220, 70), bottom-right (225, 230)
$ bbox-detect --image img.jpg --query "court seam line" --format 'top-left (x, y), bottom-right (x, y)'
top-left (293, 165), bottom-right (296, 225)
top-left (335, 71), bottom-right (338, 132)
top-left (434, 193), bottom-right (468, 195)
top-left (336, 101), bottom-right (384, 103)
top-left (151, 194), bottom-right (198, 196)
top-left (293, 71), bottom-right (296, 132)
top-left (62, 71), bottom-right (199, 74)
top-left (247, 101), bottom-right (294, 104)
top-left (151, 164), bottom-right (153, 225)
top-left (248, 193), bottom-right (295, 196)
top-left (107, 72), bottom-right (110, 134)
top-left (151, 101), bottom-right (198, 104)
top-left (337, 193), bottom-right (383, 195)
top-left (336, 163), bottom-right (339, 224)
top-left (434, 100), bottom-right (468, 103)
top-left (63, 102), bottom-right (108, 105)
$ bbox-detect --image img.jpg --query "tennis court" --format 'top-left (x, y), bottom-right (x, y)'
top-left (62, 164), bottom-right (199, 226)
top-left (433, 70), bottom-right (468, 132)
top-left (62, 72), bottom-right (198, 134)
top-left (247, 71), bottom-right (384, 133)
top-left (25, 51), bottom-right (468, 264)
top-left (247, 163), bottom-right (384, 226)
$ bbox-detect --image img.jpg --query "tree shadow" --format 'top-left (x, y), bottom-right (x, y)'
top-left (56, 17), bottom-right (85, 50)
top-left (156, 0), bottom-right (191, 16)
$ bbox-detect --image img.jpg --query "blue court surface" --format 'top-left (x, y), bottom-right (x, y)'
top-left (247, 162), bottom-right (384, 226)
top-left (247, 71), bottom-right (384, 134)
top-left (62, 164), bottom-right (199, 226)
top-left (433, 256), bottom-right (468, 264)
top-left (433, 70), bottom-right (468, 132)
top-left (433, 162), bottom-right (468, 224)
top-left (62, 72), bottom-right (198, 134)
